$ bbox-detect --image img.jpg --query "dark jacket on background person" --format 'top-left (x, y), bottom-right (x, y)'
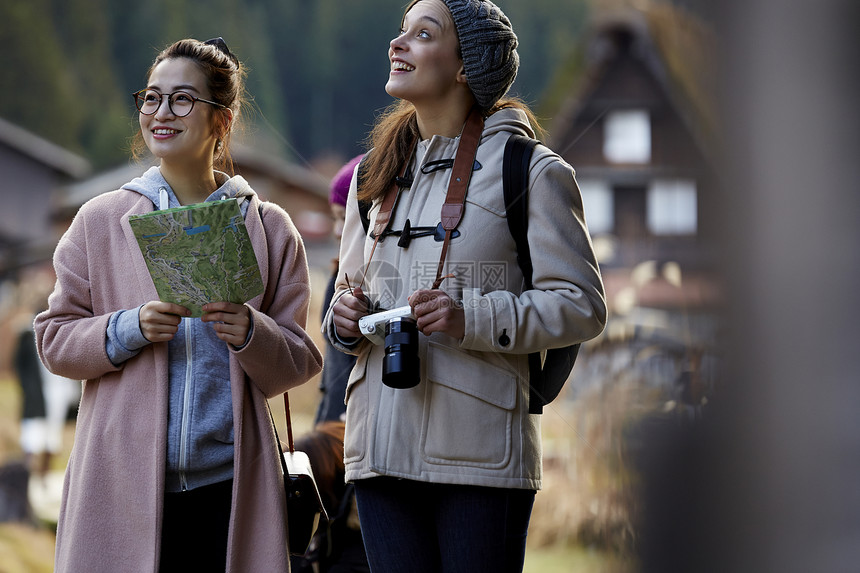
top-left (14, 327), bottom-right (46, 420)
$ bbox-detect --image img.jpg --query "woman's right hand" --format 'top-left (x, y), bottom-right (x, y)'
top-left (139, 301), bottom-right (191, 343)
top-left (332, 286), bottom-right (370, 339)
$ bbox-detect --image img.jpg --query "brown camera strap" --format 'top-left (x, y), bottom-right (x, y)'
top-left (362, 107), bottom-right (484, 291)
top-left (433, 106), bottom-right (483, 288)
top-left (372, 155), bottom-right (412, 240)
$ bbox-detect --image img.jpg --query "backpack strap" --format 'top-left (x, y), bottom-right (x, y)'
top-left (503, 135), bottom-right (538, 289)
top-left (356, 154), bottom-right (372, 235)
top-left (503, 134), bottom-right (581, 414)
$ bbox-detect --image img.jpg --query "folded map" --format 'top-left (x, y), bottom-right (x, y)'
top-left (129, 199), bottom-right (264, 317)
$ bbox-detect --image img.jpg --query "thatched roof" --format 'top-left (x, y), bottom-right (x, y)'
top-left (543, 1), bottom-right (717, 159)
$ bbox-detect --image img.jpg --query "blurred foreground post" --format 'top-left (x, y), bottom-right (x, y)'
top-left (638, 1), bottom-right (860, 571)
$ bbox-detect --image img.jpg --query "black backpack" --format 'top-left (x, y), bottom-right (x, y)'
top-left (357, 134), bottom-right (580, 414)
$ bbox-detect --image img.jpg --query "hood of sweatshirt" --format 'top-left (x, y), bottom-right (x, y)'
top-left (121, 165), bottom-right (255, 213)
top-left (482, 106), bottom-right (535, 140)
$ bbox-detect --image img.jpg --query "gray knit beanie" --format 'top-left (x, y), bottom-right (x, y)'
top-left (441, 0), bottom-right (519, 110)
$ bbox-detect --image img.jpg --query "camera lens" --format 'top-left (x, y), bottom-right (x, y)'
top-left (382, 317), bottom-right (420, 389)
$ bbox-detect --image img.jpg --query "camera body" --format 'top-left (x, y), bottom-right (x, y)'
top-left (358, 305), bottom-right (420, 389)
top-left (358, 305), bottom-right (415, 345)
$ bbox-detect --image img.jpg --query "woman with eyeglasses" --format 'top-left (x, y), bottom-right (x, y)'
top-left (324, 1), bottom-right (606, 571)
top-left (35, 38), bottom-right (322, 573)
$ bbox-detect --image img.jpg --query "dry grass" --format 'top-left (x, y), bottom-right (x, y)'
top-left (524, 542), bottom-right (635, 573)
top-left (0, 375), bottom-right (57, 573)
top-left (527, 373), bottom-right (664, 570)
top-left (0, 523), bottom-right (55, 573)
top-left (0, 375), bottom-right (23, 466)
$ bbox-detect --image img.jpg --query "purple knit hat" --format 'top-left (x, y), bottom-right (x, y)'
top-left (329, 154), bottom-right (364, 206)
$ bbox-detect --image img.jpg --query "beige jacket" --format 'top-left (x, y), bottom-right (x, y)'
top-left (324, 108), bottom-right (606, 490)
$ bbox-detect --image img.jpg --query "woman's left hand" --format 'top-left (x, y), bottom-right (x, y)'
top-left (408, 289), bottom-right (465, 340)
top-left (201, 302), bottom-right (252, 347)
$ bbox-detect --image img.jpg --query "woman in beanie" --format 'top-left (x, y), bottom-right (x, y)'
top-left (324, 1), bottom-right (606, 571)
top-left (36, 38), bottom-right (322, 572)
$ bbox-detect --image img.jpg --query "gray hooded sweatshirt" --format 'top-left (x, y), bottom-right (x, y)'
top-left (106, 166), bottom-right (256, 492)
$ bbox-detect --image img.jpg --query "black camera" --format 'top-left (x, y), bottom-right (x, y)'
top-left (358, 306), bottom-right (420, 389)
top-left (382, 316), bottom-right (420, 389)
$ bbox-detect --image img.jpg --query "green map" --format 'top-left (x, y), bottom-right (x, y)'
top-left (129, 199), bottom-right (264, 317)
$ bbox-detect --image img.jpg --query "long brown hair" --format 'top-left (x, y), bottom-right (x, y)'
top-left (359, 97), bottom-right (545, 202)
top-left (131, 38), bottom-right (247, 174)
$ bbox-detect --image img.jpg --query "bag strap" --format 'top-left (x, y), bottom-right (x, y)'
top-left (270, 399), bottom-right (291, 477)
top-left (503, 135), bottom-right (543, 414)
top-left (503, 134), bottom-right (538, 289)
top-left (257, 201), bottom-right (299, 455)
top-left (283, 393), bottom-right (295, 454)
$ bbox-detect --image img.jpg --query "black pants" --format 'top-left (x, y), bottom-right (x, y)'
top-left (354, 478), bottom-right (535, 573)
top-left (160, 479), bottom-right (233, 573)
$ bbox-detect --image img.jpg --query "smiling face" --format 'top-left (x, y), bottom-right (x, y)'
top-left (385, 0), bottom-right (469, 110)
top-left (139, 57), bottom-right (222, 170)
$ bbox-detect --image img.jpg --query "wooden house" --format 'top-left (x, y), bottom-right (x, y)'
top-left (539, 7), bottom-right (723, 405)
top-left (545, 7), bottom-right (720, 322)
top-left (0, 117), bottom-right (91, 277)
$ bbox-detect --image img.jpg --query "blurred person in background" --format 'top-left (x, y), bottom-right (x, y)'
top-left (35, 37), bottom-right (322, 573)
top-left (324, 1), bottom-right (606, 571)
top-left (290, 154), bottom-right (370, 573)
top-left (315, 154), bottom-right (364, 426)
top-left (13, 316), bottom-right (50, 478)
top-left (13, 306), bottom-right (79, 483)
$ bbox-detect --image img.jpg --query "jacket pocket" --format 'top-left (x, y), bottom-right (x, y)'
top-left (343, 351), bottom-right (369, 464)
top-left (422, 342), bottom-right (516, 468)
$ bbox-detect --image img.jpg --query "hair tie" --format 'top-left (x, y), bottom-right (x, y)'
top-left (204, 37), bottom-right (239, 66)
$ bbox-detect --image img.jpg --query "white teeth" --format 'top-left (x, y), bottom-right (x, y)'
top-left (392, 61), bottom-right (415, 72)
top-left (153, 129), bottom-right (179, 135)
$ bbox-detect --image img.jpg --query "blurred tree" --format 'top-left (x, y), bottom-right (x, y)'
top-left (51, 0), bottom-right (130, 167)
top-left (0, 0), bottom-right (592, 168)
top-left (0, 0), bottom-right (84, 153)
top-left (505, 1), bottom-right (590, 107)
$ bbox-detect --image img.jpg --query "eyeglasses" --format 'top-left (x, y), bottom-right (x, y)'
top-left (132, 89), bottom-right (227, 117)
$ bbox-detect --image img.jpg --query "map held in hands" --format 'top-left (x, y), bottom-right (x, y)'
top-left (129, 199), bottom-right (264, 317)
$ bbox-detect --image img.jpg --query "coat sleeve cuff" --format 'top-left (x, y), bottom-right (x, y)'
top-left (106, 306), bottom-right (150, 365)
top-left (460, 288), bottom-right (516, 352)
top-left (321, 290), bottom-right (365, 354)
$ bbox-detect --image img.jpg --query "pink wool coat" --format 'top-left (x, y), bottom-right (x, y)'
top-left (35, 188), bottom-right (323, 572)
